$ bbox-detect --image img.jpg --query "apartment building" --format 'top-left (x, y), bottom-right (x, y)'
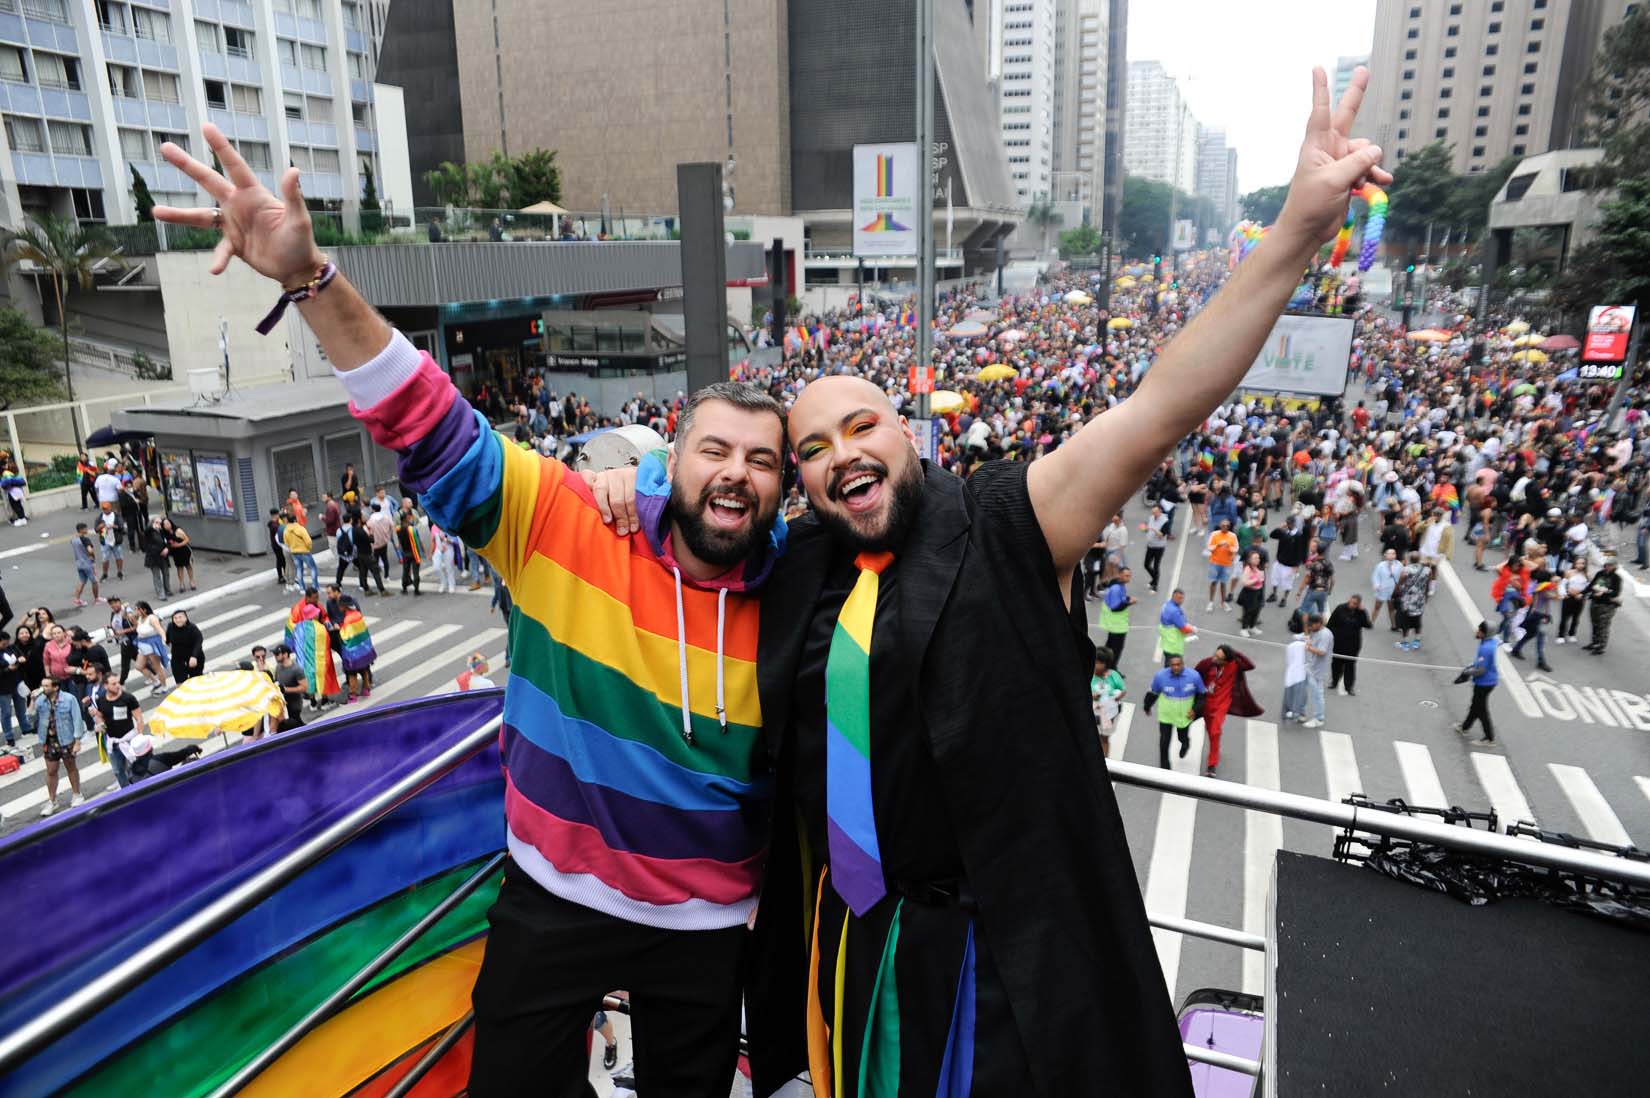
top-left (1333, 52), bottom-right (1370, 104)
top-left (1195, 124), bottom-right (1237, 230)
top-left (0, 0), bottom-right (388, 229)
top-left (993, 0), bottom-right (1058, 202)
top-left (1124, 59), bottom-right (1197, 191)
top-left (1354, 0), bottom-right (1633, 174)
top-left (1049, 0), bottom-right (1108, 219)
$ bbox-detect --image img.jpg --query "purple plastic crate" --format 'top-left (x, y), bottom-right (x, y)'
top-left (1180, 1006), bottom-right (1264, 1098)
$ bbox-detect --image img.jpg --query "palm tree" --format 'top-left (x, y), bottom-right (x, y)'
top-left (1026, 198), bottom-right (1063, 258)
top-left (0, 213), bottom-right (122, 448)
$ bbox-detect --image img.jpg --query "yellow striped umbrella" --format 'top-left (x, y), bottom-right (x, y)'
top-left (977, 363), bottom-right (1018, 381)
top-left (147, 670), bottom-right (286, 739)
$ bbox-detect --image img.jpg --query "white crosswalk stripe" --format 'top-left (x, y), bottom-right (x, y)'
top-left (366, 628), bottom-right (506, 704)
top-left (1394, 741), bottom-right (1447, 809)
top-left (1109, 702), bottom-right (1134, 763)
top-left (1242, 719), bottom-right (1281, 996)
top-left (201, 608), bottom-right (299, 661)
top-left (1319, 730), bottom-right (1362, 808)
top-left (1470, 753), bottom-right (1537, 831)
top-left (1143, 780), bottom-right (1197, 998)
top-left (1548, 764), bottom-right (1631, 846)
top-left (190, 603), bottom-right (265, 632)
top-left (1636, 777), bottom-right (1650, 810)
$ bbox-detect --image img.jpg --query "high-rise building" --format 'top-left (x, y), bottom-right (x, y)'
top-left (993, 0), bottom-right (1058, 202)
top-left (1354, 0), bottom-right (1631, 175)
top-left (1195, 125), bottom-right (1238, 230)
top-left (0, 0), bottom-right (394, 229)
top-left (1099, 0), bottom-right (1126, 236)
top-left (1124, 60), bottom-right (1197, 191)
top-left (1333, 52), bottom-right (1370, 104)
top-left (1049, 0), bottom-right (1107, 219)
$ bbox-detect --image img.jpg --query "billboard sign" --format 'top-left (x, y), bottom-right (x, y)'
top-left (1582, 305), bottom-right (1635, 363)
top-left (1172, 219), bottom-right (1195, 252)
top-left (908, 417), bottom-right (940, 463)
top-left (853, 143), bottom-right (919, 259)
top-left (908, 365), bottom-right (935, 394)
top-left (1240, 314), bottom-right (1355, 396)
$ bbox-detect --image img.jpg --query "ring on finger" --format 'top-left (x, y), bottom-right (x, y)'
top-left (211, 207), bottom-right (223, 229)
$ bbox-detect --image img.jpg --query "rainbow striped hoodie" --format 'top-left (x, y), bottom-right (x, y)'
top-left (339, 332), bottom-right (784, 929)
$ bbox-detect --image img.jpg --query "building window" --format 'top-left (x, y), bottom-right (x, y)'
top-left (1400, 108), bottom-right (1411, 120)
top-left (195, 19), bottom-right (220, 51)
top-left (131, 6), bottom-right (170, 43)
top-left (1401, 89), bottom-right (1413, 100)
top-left (1472, 145), bottom-right (1485, 157)
top-left (0, 46), bottom-right (23, 84)
top-left (1524, 61), bottom-right (1537, 73)
top-left (203, 78), bottom-right (227, 109)
top-left (1488, 21), bottom-right (1500, 33)
top-left (1408, 5), bottom-right (1419, 15)
top-left (20, 0), bottom-right (69, 22)
top-left (1486, 43), bottom-right (1498, 55)
top-left (283, 91), bottom-right (303, 119)
top-left (287, 145), bottom-right (310, 172)
top-left (1521, 82), bottom-right (1535, 94)
top-left (1449, 2), bottom-right (1461, 11)
top-left (1477, 105), bottom-right (1490, 116)
top-left (235, 139), bottom-right (271, 171)
top-left (1474, 125), bottom-right (1488, 137)
top-left (106, 63), bottom-right (138, 97)
top-left (152, 129), bottom-right (187, 153)
top-left (1491, 0), bottom-right (1503, 9)
top-left (2, 114), bottom-right (44, 153)
top-left (231, 83), bottom-right (260, 114)
top-left (1445, 46), bottom-right (1457, 58)
top-left (1443, 66), bottom-right (1455, 78)
top-left (301, 44), bottom-right (326, 72)
top-left (71, 188), bottom-right (105, 222)
top-left (1403, 69), bottom-right (1415, 80)
top-left (142, 69), bottom-right (180, 103)
top-left (95, 0), bottom-right (127, 33)
top-left (225, 26), bottom-right (253, 60)
top-left (1407, 27), bottom-right (1418, 38)
top-left (1480, 85), bottom-right (1492, 96)
top-left (1440, 87), bottom-right (1452, 98)
top-left (1518, 103), bottom-right (1531, 115)
top-left (119, 127), bottom-right (148, 160)
top-left (1526, 40), bottom-right (1540, 52)
top-left (1533, 0), bottom-right (1545, 6)
top-left (47, 119), bottom-right (93, 156)
top-left (1435, 127), bottom-right (1448, 138)
top-left (1447, 24), bottom-right (1459, 36)
top-left (312, 147), bottom-right (340, 173)
top-left (1398, 128), bottom-right (1408, 139)
top-left (1513, 144), bottom-right (1525, 155)
top-left (278, 38), bottom-right (298, 67)
top-left (1404, 48), bottom-right (1417, 60)
top-left (1483, 65), bottom-right (1496, 75)
top-left (1438, 107), bottom-right (1450, 118)
top-left (33, 52), bottom-right (81, 91)
top-left (1514, 123), bottom-right (1528, 135)
top-left (346, 52), bottom-right (365, 80)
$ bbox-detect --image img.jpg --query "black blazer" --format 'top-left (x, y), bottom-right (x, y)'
top-left (747, 461), bottom-right (1193, 1098)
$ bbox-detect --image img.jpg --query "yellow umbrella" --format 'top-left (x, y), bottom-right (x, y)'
top-left (977, 363), bottom-right (1018, 382)
top-left (1107, 317), bottom-right (1133, 330)
top-left (1511, 349), bottom-right (1549, 363)
top-left (147, 670), bottom-right (286, 739)
top-left (930, 390), bottom-right (967, 414)
top-left (1114, 276), bottom-right (1136, 288)
top-left (1063, 290), bottom-right (1093, 305)
top-left (1405, 329), bottom-right (1451, 343)
top-left (1503, 319), bottom-right (1531, 334)
top-left (1140, 273), bottom-right (1155, 282)
top-left (1513, 334), bottom-right (1537, 347)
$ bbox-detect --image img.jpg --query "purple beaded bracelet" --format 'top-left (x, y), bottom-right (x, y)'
top-left (255, 259), bottom-right (338, 335)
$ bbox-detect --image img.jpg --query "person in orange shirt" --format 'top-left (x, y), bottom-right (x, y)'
top-left (1206, 517), bottom-right (1240, 612)
top-left (285, 489), bottom-right (307, 530)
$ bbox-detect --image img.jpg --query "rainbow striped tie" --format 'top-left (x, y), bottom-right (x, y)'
top-left (826, 550), bottom-right (893, 917)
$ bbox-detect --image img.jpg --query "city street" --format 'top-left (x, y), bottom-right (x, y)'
top-left (1095, 487), bottom-right (1650, 1010)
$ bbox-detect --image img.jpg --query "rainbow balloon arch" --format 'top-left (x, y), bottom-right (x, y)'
top-left (0, 692), bottom-right (508, 1098)
top-left (1229, 184), bottom-right (1389, 273)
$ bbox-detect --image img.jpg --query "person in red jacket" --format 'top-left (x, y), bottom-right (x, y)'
top-left (1193, 644), bottom-right (1263, 778)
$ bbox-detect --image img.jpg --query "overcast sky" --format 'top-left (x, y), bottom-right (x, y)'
top-left (1127, 0), bottom-right (1380, 196)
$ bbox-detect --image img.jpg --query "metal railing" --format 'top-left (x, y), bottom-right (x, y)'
top-left (0, 715), bottom-right (504, 1074)
top-left (4, 725), bottom-right (1644, 1088)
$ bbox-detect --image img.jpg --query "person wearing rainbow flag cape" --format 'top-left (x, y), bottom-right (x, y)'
top-left (283, 588), bottom-right (340, 711)
top-left (324, 583), bottom-right (376, 703)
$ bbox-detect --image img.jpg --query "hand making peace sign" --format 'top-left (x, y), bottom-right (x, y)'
top-left (1276, 65), bottom-right (1393, 251)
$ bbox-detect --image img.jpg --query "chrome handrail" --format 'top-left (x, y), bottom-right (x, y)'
top-left (205, 851), bottom-right (508, 1098)
top-left (1107, 759), bottom-right (1650, 888)
top-left (385, 1011), bottom-right (477, 1098)
top-left (1148, 913), bottom-right (1266, 952)
top-left (1184, 1043), bottom-right (1262, 1076)
top-left (0, 716), bottom-right (503, 1074)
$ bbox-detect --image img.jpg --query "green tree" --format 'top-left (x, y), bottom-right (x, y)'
top-left (1383, 141), bottom-right (1456, 249)
top-left (1058, 224), bottom-right (1104, 258)
top-left (1577, 6), bottom-right (1650, 182)
top-left (1025, 197), bottom-right (1062, 257)
top-left (1119, 176), bottom-right (1174, 257)
top-left (1447, 155), bottom-right (1520, 241)
top-left (0, 306), bottom-right (65, 409)
top-left (359, 160), bottom-right (383, 234)
top-left (129, 164), bottom-right (156, 222)
top-left (470, 152), bottom-right (510, 209)
top-left (1550, 175), bottom-right (1650, 315)
top-left (506, 148), bottom-right (563, 206)
top-left (0, 214), bottom-right (121, 447)
top-left (423, 161), bottom-right (468, 206)
top-left (1239, 184), bottom-right (1289, 224)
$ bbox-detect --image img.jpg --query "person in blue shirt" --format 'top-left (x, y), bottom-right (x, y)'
top-left (1098, 567), bottom-right (1136, 663)
top-left (1158, 589), bottom-right (1198, 666)
top-left (1143, 654), bottom-right (1206, 769)
top-left (1456, 621), bottom-right (1500, 749)
top-left (31, 674), bottom-right (87, 816)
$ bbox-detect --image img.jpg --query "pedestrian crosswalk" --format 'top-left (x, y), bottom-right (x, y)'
top-left (1110, 702), bottom-right (1650, 1005)
top-left (0, 595), bottom-right (512, 834)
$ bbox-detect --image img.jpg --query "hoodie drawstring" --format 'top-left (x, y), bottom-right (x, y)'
top-left (671, 569), bottom-right (732, 747)
top-left (672, 567), bottom-right (694, 746)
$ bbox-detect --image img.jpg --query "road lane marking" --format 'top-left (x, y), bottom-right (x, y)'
top-left (362, 625), bottom-right (495, 703)
top-left (1548, 763), bottom-right (1630, 846)
top-left (190, 603), bottom-right (264, 632)
top-left (1144, 785), bottom-right (1197, 1000)
top-left (1435, 561), bottom-right (1540, 719)
top-left (1471, 753), bottom-right (1537, 832)
top-left (1394, 740), bottom-right (1447, 808)
top-left (1151, 526), bottom-right (1194, 664)
top-left (202, 608), bottom-right (300, 661)
top-left (1320, 729), bottom-right (1362, 808)
top-left (1110, 701), bottom-right (1134, 763)
top-left (1242, 719), bottom-right (1281, 995)
top-left (1636, 776), bottom-right (1650, 809)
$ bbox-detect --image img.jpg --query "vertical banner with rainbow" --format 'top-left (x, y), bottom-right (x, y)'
top-left (853, 142), bottom-right (918, 259)
top-left (285, 610), bottom-right (342, 697)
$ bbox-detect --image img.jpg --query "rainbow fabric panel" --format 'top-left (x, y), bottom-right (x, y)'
top-left (363, 351), bottom-right (769, 930)
top-left (337, 609), bottom-right (376, 673)
top-left (284, 613), bottom-right (342, 696)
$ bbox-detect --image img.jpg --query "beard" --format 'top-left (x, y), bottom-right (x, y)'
top-left (815, 454), bottom-right (925, 554)
top-left (669, 479), bottom-right (775, 568)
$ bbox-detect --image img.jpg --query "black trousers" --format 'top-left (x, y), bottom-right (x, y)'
top-left (271, 544), bottom-right (287, 584)
top-left (117, 643), bottom-right (137, 685)
top-left (400, 557), bottom-right (421, 593)
top-left (1588, 602), bottom-right (1617, 651)
top-left (121, 508), bottom-right (143, 550)
top-left (1144, 546), bottom-right (1165, 589)
top-left (1158, 722), bottom-right (1190, 768)
top-left (1462, 684), bottom-right (1496, 741)
top-left (1558, 597), bottom-right (1584, 639)
top-left (356, 556), bottom-right (387, 593)
top-left (1105, 630), bottom-right (1127, 664)
top-left (470, 866), bottom-right (746, 1098)
top-left (1330, 653), bottom-right (1357, 692)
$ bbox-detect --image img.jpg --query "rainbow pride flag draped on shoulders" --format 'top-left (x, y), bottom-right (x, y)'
top-left (284, 605), bottom-right (342, 697)
top-left (336, 609), bottom-right (376, 674)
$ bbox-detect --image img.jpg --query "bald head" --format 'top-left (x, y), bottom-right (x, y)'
top-left (789, 373), bottom-right (924, 553)
top-left (789, 375), bottom-right (900, 443)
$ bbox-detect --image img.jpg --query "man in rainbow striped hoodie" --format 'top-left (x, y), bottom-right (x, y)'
top-left (153, 126), bottom-right (788, 1097)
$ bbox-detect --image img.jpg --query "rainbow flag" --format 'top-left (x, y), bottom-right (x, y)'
top-left (337, 609), bottom-right (376, 673)
top-left (284, 613), bottom-right (342, 697)
top-left (897, 310), bottom-right (915, 328)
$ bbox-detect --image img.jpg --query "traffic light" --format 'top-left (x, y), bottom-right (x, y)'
top-left (1406, 263), bottom-right (1416, 273)
top-left (529, 317), bottom-right (543, 336)
top-left (1152, 254), bottom-right (1162, 266)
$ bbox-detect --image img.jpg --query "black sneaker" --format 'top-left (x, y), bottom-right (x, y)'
top-left (604, 1042), bottom-right (618, 1071)
top-left (1178, 735), bottom-right (1190, 758)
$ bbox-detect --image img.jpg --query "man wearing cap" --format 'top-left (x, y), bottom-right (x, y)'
top-left (1583, 556), bottom-right (1623, 655)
